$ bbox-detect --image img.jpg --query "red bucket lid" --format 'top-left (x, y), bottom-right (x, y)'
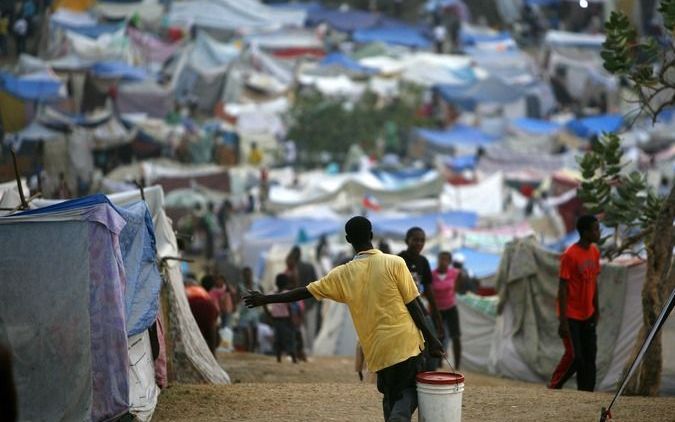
top-left (416, 371), bottom-right (465, 385)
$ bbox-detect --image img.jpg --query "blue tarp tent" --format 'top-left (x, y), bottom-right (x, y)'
top-left (307, 8), bottom-right (382, 32)
top-left (416, 124), bottom-right (498, 151)
top-left (19, 195), bottom-right (163, 337)
top-left (91, 61), bottom-right (149, 80)
top-left (511, 117), bottom-right (562, 136)
top-left (3, 194), bottom-right (130, 421)
top-left (320, 52), bottom-right (375, 74)
top-left (436, 76), bottom-right (526, 108)
top-left (566, 114), bottom-right (623, 139)
top-left (353, 26), bottom-right (431, 48)
top-left (371, 211), bottom-right (478, 238)
top-left (0, 71), bottom-right (63, 101)
top-left (453, 247), bottom-right (501, 279)
top-left (445, 154), bottom-right (477, 172)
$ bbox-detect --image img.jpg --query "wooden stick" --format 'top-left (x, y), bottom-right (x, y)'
top-left (9, 148), bottom-right (28, 210)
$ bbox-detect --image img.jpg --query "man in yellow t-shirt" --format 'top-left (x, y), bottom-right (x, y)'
top-left (245, 216), bottom-right (444, 422)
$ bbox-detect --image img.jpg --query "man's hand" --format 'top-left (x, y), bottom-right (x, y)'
top-left (558, 319), bottom-right (570, 339)
top-left (243, 290), bottom-right (267, 308)
top-left (428, 337), bottom-right (446, 358)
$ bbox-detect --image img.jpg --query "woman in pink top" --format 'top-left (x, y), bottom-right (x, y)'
top-left (431, 251), bottom-right (463, 369)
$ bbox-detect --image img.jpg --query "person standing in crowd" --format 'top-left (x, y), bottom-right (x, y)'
top-left (248, 142), bottom-right (263, 166)
top-left (0, 13), bottom-right (9, 57)
top-left (244, 216), bottom-right (444, 422)
top-left (266, 273), bottom-right (297, 363)
top-left (202, 202), bottom-right (220, 261)
top-left (54, 172), bottom-right (71, 199)
top-left (548, 215), bottom-right (601, 391)
top-left (399, 227), bottom-right (444, 371)
top-left (238, 267), bottom-right (261, 352)
top-left (285, 246), bottom-right (318, 361)
top-left (12, 14), bottom-right (27, 55)
top-left (431, 251), bottom-right (463, 369)
top-left (185, 278), bottom-right (220, 355)
top-left (217, 199), bottom-right (233, 250)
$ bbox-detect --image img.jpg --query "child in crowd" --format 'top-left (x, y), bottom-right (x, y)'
top-left (432, 251), bottom-right (463, 369)
top-left (266, 274), bottom-right (297, 363)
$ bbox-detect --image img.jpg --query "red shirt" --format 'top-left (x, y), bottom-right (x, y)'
top-left (558, 243), bottom-right (600, 320)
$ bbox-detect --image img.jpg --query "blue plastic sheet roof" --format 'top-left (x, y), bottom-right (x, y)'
top-left (460, 28), bottom-right (513, 46)
top-left (90, 61), bottom-right (149, 81)
top-left (445, 154), bottom-right (477, 172)
top-left (0, 71), bottom-right (63, 101)
top-left (416, 124), bottom-right (498, 150)
top-left (246, 217), bottom-right (342, 241)
top-left (511, 117), bottom-right (563, 136)
top-left (320, 52), bottom-right (375, 74)
top-left (16, 194), bottom-right (112, 216)
top-left (52, 21), bottom-right (121, 38)
top-left (453, 247), bottom-right (501, 279)
top-left (371, 211), bottom-right (478, 238)
top-left (353, 26), bottom-right (431, 48)
top-left (436, 76), bottom-right (525, 108)
top-left (307, 8), bottom-right (382, 32)
top-left (566, 114), bottom-right (623, 139)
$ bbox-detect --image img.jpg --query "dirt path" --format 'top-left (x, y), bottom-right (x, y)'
top-left (153, 353), bottom-right (675, 421)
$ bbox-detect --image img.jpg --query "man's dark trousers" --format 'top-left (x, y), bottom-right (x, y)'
top-left (376, 354), bottom-right (423, 422)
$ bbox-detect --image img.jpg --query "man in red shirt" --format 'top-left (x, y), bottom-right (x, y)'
top-left (549, 214), bottom-right (601, 391)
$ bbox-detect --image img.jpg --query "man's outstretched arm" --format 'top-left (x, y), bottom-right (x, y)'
top-left (243, 287), bottom-right (312, 308)
top-left (406, 297), bottom-right (444, 357)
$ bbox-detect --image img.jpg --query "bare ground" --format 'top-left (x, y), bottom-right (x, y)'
top-left (153, 353), bottom-right (675, 422)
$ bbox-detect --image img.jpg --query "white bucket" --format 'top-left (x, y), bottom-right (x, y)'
top-left (416, 371), bottom-right (464, 422)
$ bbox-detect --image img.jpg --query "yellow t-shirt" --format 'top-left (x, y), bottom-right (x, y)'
top-left (248, 148), bottom-right (263, 166)
top-left (307, 249), bottom-right (424, 372)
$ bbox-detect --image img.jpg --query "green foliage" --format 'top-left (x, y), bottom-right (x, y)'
top-left (602, 3), bottom-right (675, 121)
top-left (287, 86), bottom-right (431, 163)
top-left (577, 133), bottom-right (664, 249)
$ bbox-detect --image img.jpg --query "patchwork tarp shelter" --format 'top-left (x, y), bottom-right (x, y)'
top-left (471, 236), bottom-right (675, 393)
top-left (0, 195), bottom-right (130, 421)
top-left (171, 31), bottom-right (240, 112)
top-left (0, 70), bottom-right (65, 101)
top-left (306, 8), bottom-right (382, 32)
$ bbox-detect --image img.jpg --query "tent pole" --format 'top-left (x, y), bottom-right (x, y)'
top-left (10, 148), bottom-right (28, 210)
top-left (599, 285), bottom-right (675, 421)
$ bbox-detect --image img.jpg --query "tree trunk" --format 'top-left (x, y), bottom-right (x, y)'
top-left (623, 185), bottom-right (675, 396)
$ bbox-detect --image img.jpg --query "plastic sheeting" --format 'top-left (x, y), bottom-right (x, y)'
top-left (168, 0), bottom-right (306, 30)
top-left (0, 196), bottom-right (130, 421)
top-left (117, 202), bottom-right (163, 337)
top-left (353, 26), bottom-right (431, 48)
top-left (452, 247), bottom-right (501, 279)
top-left (566, 114), bottom-right (623, 139)
top-left (0, 71), bottom-right (65, 101)
top-left (441, 172), bottom-right (504, 216)
top-left (416, 124), bottom-right (498, 152)
top-left (91, 61), bottom-right (149, 80)
top-left (510, 117), bottom-right (562, 136)
top-left (127, 331), bottom-right (160, 421)
top-left (371, 210), bottom-right (478, 238)
top-left (307, 8), bottom-right (381, 32)
top-left (488, 237), bottom-right (675, 392)
top-left (313, 300), bottom-right (358, 356)
top-left (436, 76), bottom-right (526, 108)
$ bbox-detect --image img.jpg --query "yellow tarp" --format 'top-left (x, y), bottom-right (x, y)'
top-left (0, 91), bottom-right (27, 133)
top-left (52, 0), bottom-right (95, 12)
